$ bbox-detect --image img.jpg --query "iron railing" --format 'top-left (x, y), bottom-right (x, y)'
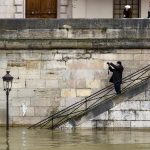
top-left (29, 65), bottom-right (150, 129)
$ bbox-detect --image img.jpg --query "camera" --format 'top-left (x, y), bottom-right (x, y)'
top-left (107, 62), bottom-right (110, 65)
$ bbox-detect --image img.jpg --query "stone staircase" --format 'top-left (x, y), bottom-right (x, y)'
top-left (29, 65), bottom-right (150, 129)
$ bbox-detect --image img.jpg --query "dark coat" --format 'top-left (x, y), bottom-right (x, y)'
top-left (109, 63), bottom-right (124, 84)
top-left (123, 8), bottom-right (132, 18)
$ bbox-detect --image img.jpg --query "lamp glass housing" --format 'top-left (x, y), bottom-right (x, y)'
top-left (2, 71), bottom-right (13, 91)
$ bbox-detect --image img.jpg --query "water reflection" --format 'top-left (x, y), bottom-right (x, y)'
top-left (1, 127), bottom-right (150, 150)
top-left (6, 131), bottom-right (9, 150)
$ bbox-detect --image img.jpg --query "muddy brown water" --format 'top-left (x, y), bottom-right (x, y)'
top-left (0, 127), bottom-right (150, 150)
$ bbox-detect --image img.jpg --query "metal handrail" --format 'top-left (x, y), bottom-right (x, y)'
top-left (29, 64), bottom-right (150, 129)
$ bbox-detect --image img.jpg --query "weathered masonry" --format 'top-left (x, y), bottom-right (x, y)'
top-left (0, 19), bottom-right (150, 128)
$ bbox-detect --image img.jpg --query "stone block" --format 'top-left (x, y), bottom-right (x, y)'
top-left (57, 49), bottom-right (85, 54)
top-left (94, 70), bottom-right (108, 80)
top-left (46, 80), bottom-right (59, 88)
top-left (0, 0), bottom-right (13, 5)
top-left (51, 40), bottom-right (76, 48)
top-left (65, 97), bottom-right (81, 107)
top-left (14, 0), bottom-right (23, 5)
top-left (94, 120), bottom-right (114, 128)
top-left (109, 110), bottom-right (136, 121)
top-left (10, 106), bottom-right (21, 117)
top-left (0, 101), bottom-right (5, 109)
top-left (86, 80), bottom-right (101, 88)
top-left (34, 107), bottom-right (52, 117)
top-left (0, 41), bottom-right (5, 49)
top-left (31, 97), bottom-right (52, 107)
top-left (19, 69), bottom-right (41, 79)
top-left (34, 89), bottom-right (60, 98)
top-left (13, 79), bottom-right (26, 89)
top-left (146, 90), bottom-right (150, 100)
top-left (17, 29), bottom-right (30, 39)
top-left (129, 92), bottom-right (145, 101)
top-left (21, 51), bottom-right (41, 61)
top-left (14, 13), bottom-right (24, 19)
top-left (131, 121), bottom-right (150, 128)
top-left (136, 111), bottom-right (150, 120)
top-left (26, 79), bottom-right (46, 88)
top-left (67, 60), bottom-right (103, 70)
top-left (5, 40), bottom-right (28, 49)
top-left (11, 98), bottom-right (30, 107)
top-left (26, 61), bottom-right (41, 70)
top-left (0, 13), bottom-right (14, 18)
top-left (140, 101), bottom-right (150, 110)
top-left (111, 101), bottom-right (140, 111)
top-left (72, 29), bottom-right (94, 39)
top-left (12, 116), bottom-right (45, 125)
top-left (60, 6), bottom-right (67, 13)
top-left (42, 53), bottom-right (62, 61)
top-left (142, 49), bottom-right (150, 54)
top-left (59, 14), bottom-right (68, 18)
top-left (52, 29), bottom-right (68, 38)
top-left (134, 54), bottom-right (150, 61)
top-left (46, 61), bottom-right (66, 69)
top-left (59, 80), bottom-right (76, 88)
top-left (76, 80), bottom-right (86, 88)
top-left (40, 69), bottom-right (62, 80)
top-left (77, 41), bottom-right (92, 49)
top-left (29, 29), bottom-right (51, 39)
top-left (0, 30), bottom-right (18, 39)
top-left (93, 111), bottom-right (108, 120)
top-left (79, 121), bottom-right (95, 128)
top-left (17, 89), bottom-right (35, 98)
top-left (0, 109), bottom-right (5, 124)
top-left (61, 89), bottom-right (76, 97)
top-left (117, 49), bottom-right (142, 54)
top-left (70, 70), bottom-right (94, 80)
top-left (102, 54), bottom-right (118, 61)
top-left (106, 29), bottom-right (122, 39)
top-left (113, 121), bottom-right (131, 128)
top-left (16, 6), bottom-right (23, 13)
top-left (76, 89), bottom-right (91, 97)
top-left (99, 54), bottom-right (134, 61)
top-left (9, 89), bottom-right (18, 98)
top-left (60, 0), bottom-right (68, 5)
top-left (93, 29), bottom-right (106, 39)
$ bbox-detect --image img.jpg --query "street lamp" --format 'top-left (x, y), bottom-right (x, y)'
top-left (2, 71), bottom-right (13, 130)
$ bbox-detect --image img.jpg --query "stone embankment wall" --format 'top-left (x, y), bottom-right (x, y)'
top-left (0, 19), bottom-right (150, 128)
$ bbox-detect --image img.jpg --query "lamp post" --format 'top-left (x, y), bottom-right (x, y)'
top-left (2, 71), bottom-right (13, 130)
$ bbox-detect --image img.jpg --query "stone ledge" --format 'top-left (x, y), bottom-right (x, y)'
top-left (0, 39), bottom-right (150, 50)
top-left (0, 19), bottom-right (150, 30)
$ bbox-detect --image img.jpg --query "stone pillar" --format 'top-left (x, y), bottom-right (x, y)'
top-left (14, 0), bottom-right (24, 18)
top-left (58, 0), bottom-right (72, 18)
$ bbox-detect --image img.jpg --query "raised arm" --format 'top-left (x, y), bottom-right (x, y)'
top-left (110, 63), bottom-right (123, 71)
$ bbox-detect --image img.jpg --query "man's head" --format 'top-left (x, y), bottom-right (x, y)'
top-left (125, 5), bottom-right (131, 10)
top-left (117, 61), bottom-right (122, 65)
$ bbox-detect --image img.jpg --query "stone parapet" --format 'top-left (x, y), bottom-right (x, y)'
top-left (0, 19), bottom-right (150, 49)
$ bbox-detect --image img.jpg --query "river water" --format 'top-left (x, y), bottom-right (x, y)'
top-left (0, 127), bottom-right (150, 150)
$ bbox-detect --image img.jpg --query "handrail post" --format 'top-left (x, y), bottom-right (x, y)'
top-left (52, 117), bottom-right (54, 129)
top-left (85, 98), bottom-right (87, 110)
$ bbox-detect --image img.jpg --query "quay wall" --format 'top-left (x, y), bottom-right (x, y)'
top-left (0, 19), bottom-right (150, 128)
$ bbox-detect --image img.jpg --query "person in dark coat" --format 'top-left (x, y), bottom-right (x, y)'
top-left (123, 5), bottom-right (132, 18)
top-left (107, 61), bottom-right (124, 94)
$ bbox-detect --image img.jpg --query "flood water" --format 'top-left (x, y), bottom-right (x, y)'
top-left (0, 128), bottom-right (150, 150)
